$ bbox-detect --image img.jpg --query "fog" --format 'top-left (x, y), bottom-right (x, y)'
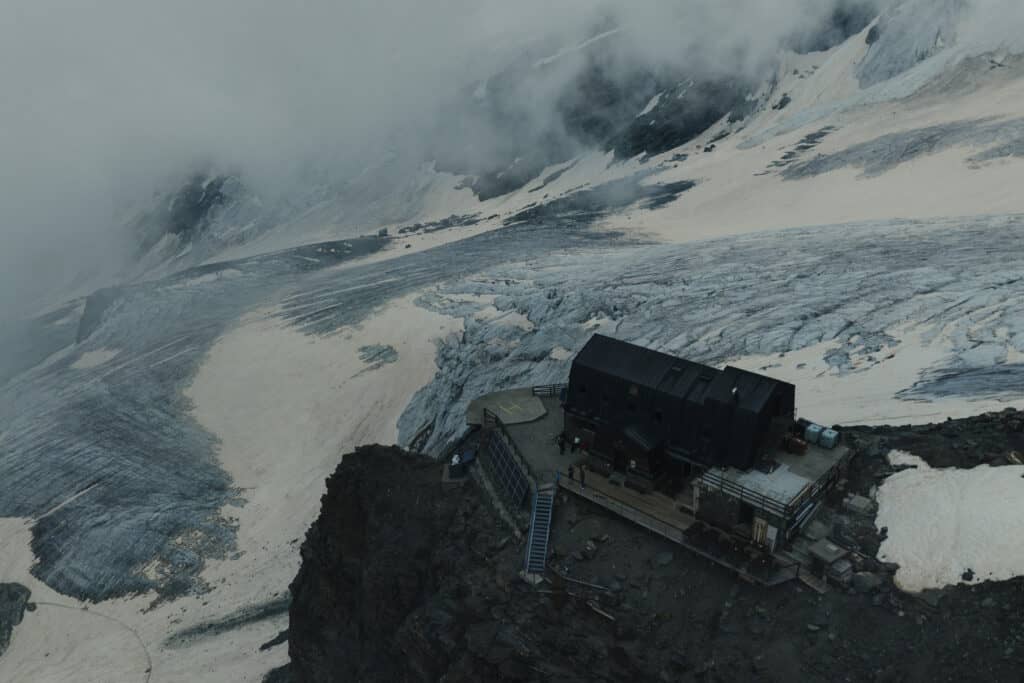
top-left (1, 0), bottom-right (1010, 321)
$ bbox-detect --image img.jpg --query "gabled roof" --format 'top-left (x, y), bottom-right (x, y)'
top-left (572, 334), bottom-right (716, 399)
top-left (572, 335), bottom-right (793, 411)
top-left (708, 365), bottom-right (791, 414)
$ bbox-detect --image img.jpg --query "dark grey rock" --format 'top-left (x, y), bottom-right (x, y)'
top-left (653, 552), bottom-right (674, 567)
top-left (0, 583), bottom-right (31, 658)
top-left (852, 572), bottom-right (884, 594)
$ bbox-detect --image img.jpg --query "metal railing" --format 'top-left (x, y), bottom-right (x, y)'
top-left (531, 383), bottom-right (568, 398)
top-left (698, 444), bottom-right (855, 524)
top-left (480, 408), bottom-right (535, 509)
top-left (697, 469), bottom-right (791, 519)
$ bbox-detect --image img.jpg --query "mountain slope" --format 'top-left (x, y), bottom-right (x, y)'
top-left (4, 4), bottom-right (1024, 681)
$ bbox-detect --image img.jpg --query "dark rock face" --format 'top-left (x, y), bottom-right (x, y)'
top-left (432, 31), bottom-right (750, 200)
top-left (286, 446), bottom-right (475, 682)
top-left (282, 428), bottom-right (1024, 683)
top-left (607, 79), bottom-right (751, 161)
top-left (503, 172), bottom-right (695, 228)
top-left (787, 0), bottom-right (880, 54)
top-left (134, 173), bottom-right (238, 253)
top-left (0, 583), bottom-right (32, 658)
top-left (852, 408), bottom-right (1024, 469)
top-left (166, 174), bottom-right (230, 237)
top-left (76, 286), bottom-right (122, 343)
top-left (429, 4), bottom-right (890, 200)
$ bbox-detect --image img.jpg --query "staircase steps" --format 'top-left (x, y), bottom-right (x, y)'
top-left (524, 484), bottom-right (556, 575)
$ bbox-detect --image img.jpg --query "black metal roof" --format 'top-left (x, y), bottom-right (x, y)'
top-left (573, 334), bottom-right (792, 414)
top-left (708, 366), bottom-right (788, 415)
top-left (572, 334), bottom-right (716, 399)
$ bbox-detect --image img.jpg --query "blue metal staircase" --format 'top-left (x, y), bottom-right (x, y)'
top-left (524, 484), bottom-right (556, 575)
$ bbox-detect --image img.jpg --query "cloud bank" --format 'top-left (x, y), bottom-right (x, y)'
top-left (3, 0), bottom-right (1013, 320)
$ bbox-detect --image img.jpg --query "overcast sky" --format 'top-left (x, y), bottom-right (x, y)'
top-left (3, 0), bottom-right (1013, 320)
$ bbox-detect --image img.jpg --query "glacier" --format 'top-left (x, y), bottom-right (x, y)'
top-left (4, 3), bottom-right (1024, 680)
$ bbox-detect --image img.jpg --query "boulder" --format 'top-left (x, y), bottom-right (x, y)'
top-left (653, 551), bottom-right (674, 567)
top-left (852, 572), bottom-right (884, 594)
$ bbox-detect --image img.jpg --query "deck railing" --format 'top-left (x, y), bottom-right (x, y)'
top-left (699, 444), bottom-right (855, 524)
top-left (531, 383), bottom-right (568, 398)
top-left (698, 469), bottom-right (791, 519)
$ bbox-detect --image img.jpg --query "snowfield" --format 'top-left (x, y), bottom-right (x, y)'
top-left (4, 11), bottom-right (1024, 681)
top-left (877, 450), bottom-right (1024, 592)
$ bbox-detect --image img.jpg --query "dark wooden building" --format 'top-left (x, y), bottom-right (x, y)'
top-left (563, 335), bottom-right (795, 489)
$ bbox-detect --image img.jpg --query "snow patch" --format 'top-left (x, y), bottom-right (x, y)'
top-left (549, 346), bottom-right (573, 361)
top-left (534, 28), bottom-right (621, 68)
top-left (171, 268), bottom-right (243, 289)
top-left (637, 92), bottom-right (662, 117)
top-left (71, 348), bottom-right (121, 370)
top-left (876, 449), bottom-right (1024, 592)
top-left (887, 449), bottom-right (928, 468)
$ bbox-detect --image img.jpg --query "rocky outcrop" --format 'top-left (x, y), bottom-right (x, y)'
top-left (786, 0), bottom-right (879, 54)
top-left (431, 29), bottom-right (752, 199)
top-left (285, 445), bottom-right (494, 681)
top-left (0, 583), bottom-right (32, 658)
top-left (281, 431), bottom-right (1024, 683)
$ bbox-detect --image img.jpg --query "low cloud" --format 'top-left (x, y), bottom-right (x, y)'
top-left (10, 0), bottom-right (1013, 321)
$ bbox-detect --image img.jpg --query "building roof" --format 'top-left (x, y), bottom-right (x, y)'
top-left (572, 334), bottom-right (717, 400)
top-left (572, 335), bottom-right (793, 413)
top-left (709, 365), bottom-right (790, 415)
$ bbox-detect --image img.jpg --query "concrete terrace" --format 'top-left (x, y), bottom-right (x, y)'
top-left (702, 443), bottom-right (853, 510)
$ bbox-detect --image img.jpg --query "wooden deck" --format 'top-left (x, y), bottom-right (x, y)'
top-left (558, 467), bottom-right (695, 539)
top-left (557, 467), bottom-right (799, 587)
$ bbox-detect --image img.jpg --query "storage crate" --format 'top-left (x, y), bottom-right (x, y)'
top-left (804, 423), bottom-right (823, 445)
top-left (819, 428), bottom-right (839, 449)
